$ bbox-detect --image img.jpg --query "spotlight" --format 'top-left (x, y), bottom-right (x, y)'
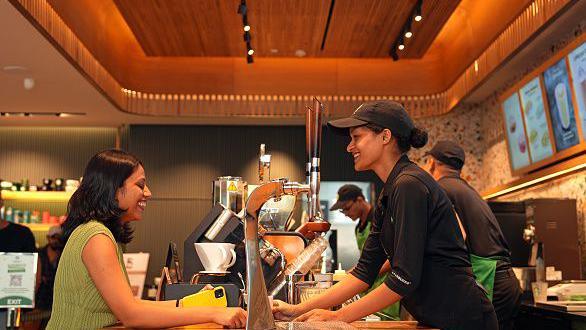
top-left (247, 54), bottom-right (254, 64)
top-left (405, 30), bottom-right (412, 38)
top-left (248, 49), bottom-right (254, 55)
top-left (398, 37), bottom-right (405, 50)
top-left (414, 0), bottom-right (422, 22)
top-left (244, 25), bottom-right (250, 32)
top-left (398, 44), bottom-right (405, 50)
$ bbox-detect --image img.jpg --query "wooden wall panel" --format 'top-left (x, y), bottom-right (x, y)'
top-left (0, 127), bottom-right (117, 184)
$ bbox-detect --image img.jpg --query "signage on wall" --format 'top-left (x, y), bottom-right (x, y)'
top-left (543, 58), bottom-right (580, 151)
top-left (519, 77), bottom-right (554, 162)
top-left (0, 253), bottom-right (38, 308)
top-left (503, 93), bottom-right (531, 170)
top-left (500, 37), bottom-right (585, 175)
top-left (567, 41), bottom-right (586, 139)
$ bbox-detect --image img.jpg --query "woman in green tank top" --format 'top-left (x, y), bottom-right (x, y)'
top-left (47, 150), bottom-right (247, 329)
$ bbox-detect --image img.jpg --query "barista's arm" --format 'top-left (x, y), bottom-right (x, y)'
top-left (296, 283), bottom-right (402, 323)
top-left (293, 274), bottom-right (369, 314)
top-left (378, 260), bottom-right (391, 276)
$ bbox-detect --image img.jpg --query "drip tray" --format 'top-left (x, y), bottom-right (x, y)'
top-left (276, 321), bottom-right (356, 330)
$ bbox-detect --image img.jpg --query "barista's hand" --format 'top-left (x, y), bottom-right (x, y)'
top-left (272, 300), bottom-right (302, 321)
top-left (212, 307), bottom-right (248, 328)
top-left (294, 309), bottom-right (343, 322)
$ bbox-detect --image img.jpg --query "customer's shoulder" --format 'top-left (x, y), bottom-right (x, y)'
top-left (70, 221), bottom-right (114, 242)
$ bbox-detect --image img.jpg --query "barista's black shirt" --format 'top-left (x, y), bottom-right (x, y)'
top-left (437, 175), bottom-right (511, 268)
top-left (350, 155), bottom-right (470, 297)
top-left (0, 222), bottom-right (36, 252)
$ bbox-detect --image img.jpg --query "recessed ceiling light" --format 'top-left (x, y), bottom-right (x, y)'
top-left (295, 49), bottom-right (306, 57)
top-left (2, 66), bottom-right (29, 74)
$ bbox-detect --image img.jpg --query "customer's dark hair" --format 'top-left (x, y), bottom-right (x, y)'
top-left (364, 123), bottom-right (428, 152)
top-left (62, 149), bottom-right (142, 244)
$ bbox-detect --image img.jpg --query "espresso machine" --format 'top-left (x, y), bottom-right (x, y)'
top-left (174, 98), bottom-right (331, 329)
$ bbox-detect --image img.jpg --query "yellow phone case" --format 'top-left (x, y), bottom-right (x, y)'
top-left (181, 286), bottom-right (228, 307)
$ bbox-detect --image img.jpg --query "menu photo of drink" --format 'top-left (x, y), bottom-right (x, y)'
top-left (503, 93), bottom-right (531, 170)
top-left (567, 41), bottom-right (586, 140)
top-left (519, 77), bottom-right (554, 162)
top-left (543, 58), bottom-right (580, 151)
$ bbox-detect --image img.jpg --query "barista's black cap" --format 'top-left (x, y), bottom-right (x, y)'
top-left (327, 100), bottom-right (415, 138)
top-left (329, 184), bottom-right (364, 211)
top-left (426, 140), bottom-right (466, 170)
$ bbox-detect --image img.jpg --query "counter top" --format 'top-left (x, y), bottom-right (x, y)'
top-left (520, 302), bottom-right (586, 321)
top-left (106, 321), bottom-right (436, 329)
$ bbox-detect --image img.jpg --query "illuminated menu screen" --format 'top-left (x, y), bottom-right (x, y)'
top-left (543, 58), bottom-right (580, 151)
top-left (567, 42), bottom-right (586, 140)
top-left (519, 77), bottom-right (554, 162)
top-left (503, 93), bottom-right (531, 170)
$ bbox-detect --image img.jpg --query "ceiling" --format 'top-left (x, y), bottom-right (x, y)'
top-left (112, 0), bottom-right (458, 59)
top-left (2, 0), bottom-right (579, 126)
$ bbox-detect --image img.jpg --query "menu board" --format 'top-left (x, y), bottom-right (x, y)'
top-left (567, 42), bottom-right (586, 139)
top-left (503, 93), bottom-right (531, 170)
top-left (519, 77), bottom-right (554, 162)
top-left (543, 58), bottom-right (580, 151)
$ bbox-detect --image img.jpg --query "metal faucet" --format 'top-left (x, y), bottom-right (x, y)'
top-left (244, 179), bottom-right (309, 330)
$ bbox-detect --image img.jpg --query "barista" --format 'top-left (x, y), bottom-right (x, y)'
top-left (273, 100), bottom-right (497, 330)
top-left (424, 140), bottom-right (521, 330)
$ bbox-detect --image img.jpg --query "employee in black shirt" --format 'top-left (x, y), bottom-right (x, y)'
top-left (424, 140), bottom-right (522, 330)
top-left (273, 100), bottom-right (497, 330)
top-left (0, 194), bottom-right (36, 253)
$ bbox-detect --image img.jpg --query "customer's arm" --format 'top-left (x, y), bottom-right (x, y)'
top-left (83, 234), bottom-right (246, 328)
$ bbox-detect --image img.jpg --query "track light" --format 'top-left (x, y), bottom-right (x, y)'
top-left (237, 1), bottom-right (247, 15)
top-left (414, 0), bottom-right (423, 22)
top-left (398, 44), bottom-right (405, 51)
top-left (238, 0), bottom-right (254, 64)
top-left (405, 30), bottom-right (412, 38)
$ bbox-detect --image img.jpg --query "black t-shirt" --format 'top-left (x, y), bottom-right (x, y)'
top-left (437, 175), bottom-right (511, 269)
top-left (0, 222), bottom-right (36, 252)
top-left (350, 155), bottom-right (493, 328)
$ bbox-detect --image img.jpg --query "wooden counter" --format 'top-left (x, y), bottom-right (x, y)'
top-left (106, 321), bottom-right (436, 329)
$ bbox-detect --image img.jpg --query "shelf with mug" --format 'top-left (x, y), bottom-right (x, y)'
top-left (1, 190), bottom-right (73, 202)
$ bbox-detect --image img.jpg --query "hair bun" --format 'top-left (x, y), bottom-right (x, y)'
top-left (410, 127), bottom-right (428, 149)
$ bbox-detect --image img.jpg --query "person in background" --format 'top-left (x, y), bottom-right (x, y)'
top-left (424, 140), bottom-right (522, 330)
top-left (36, 225), bottom-right (64, 311)
top-left (47, 149), bottom-right (247, 329)
top-left (329, 184), bottom-right (400, 320)
top-left (0, 193), bottom-right (36, 253)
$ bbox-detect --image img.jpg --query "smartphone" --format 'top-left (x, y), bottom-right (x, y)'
top-left (181, 286), bottom-right (228, 307)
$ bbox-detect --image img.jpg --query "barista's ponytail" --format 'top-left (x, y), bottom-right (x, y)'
top-left (410, 127), bottom-right (428, 149)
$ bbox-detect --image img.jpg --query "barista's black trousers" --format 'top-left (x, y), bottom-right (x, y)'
top-left (493, 268), bottom-right (522, 330)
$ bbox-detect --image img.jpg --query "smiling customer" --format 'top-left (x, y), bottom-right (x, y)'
top-left (47, 149), bottom-right (246, 329)
top-left (273, 100), bottom-right (497, 329)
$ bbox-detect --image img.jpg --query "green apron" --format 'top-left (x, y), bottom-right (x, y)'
top-left (356, 221), bottom-right (401, 321)
top-left (469, 254), bottom-right (499, 301)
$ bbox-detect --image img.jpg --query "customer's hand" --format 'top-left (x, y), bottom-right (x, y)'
top-left (212, 307), bottom-right (247, 328)
top-left (272, 299), bottom-right (302, 321)
top-left (295, 309), bottom-right (342, 322)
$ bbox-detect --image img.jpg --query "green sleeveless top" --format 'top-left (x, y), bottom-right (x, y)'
top-left (47, 221), bottom-right (128, 330)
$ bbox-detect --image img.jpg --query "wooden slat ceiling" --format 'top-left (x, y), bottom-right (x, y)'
top-left (113, 0), bottom-right (460, 59)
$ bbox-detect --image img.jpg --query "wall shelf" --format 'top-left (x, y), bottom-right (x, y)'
top-left (1, 190), bottom-right (73, 202)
